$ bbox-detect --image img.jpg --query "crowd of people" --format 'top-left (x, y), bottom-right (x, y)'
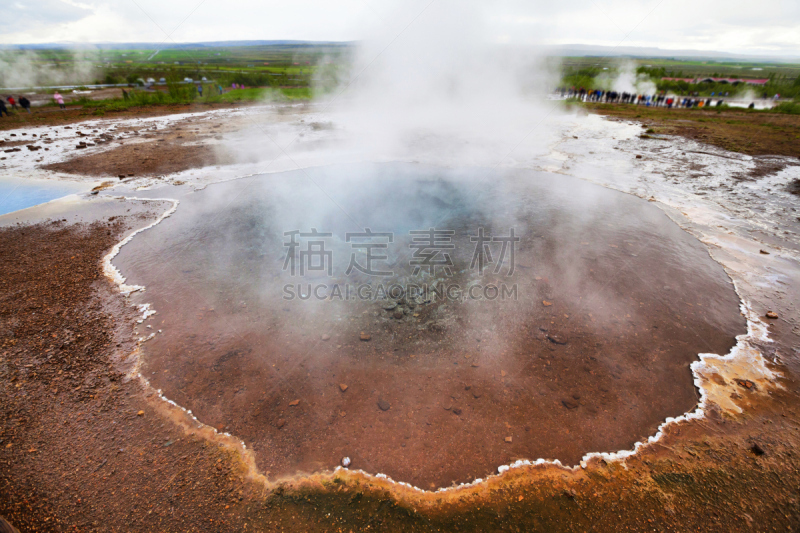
top-left (558, 87), bottom-right (726, 108)
top-left (0, 95), bottom-right (32, 117)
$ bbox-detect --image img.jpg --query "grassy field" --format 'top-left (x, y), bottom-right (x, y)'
top-left (2, 44), bottom-right (799, 121)
top-left (79, 86), bottom-right (312, 115)
top-left (0, 44), bottom-right (349, 90)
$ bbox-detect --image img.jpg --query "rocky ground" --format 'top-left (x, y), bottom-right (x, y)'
top-left (586, 103), bottom-right (800, 178)
top-left (1, 101), bottom-right (800, 531)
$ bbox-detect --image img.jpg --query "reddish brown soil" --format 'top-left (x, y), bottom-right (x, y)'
top-left (40, 119), bottom-right (236, 178)
top-left (586, 103), bottom-right (800, 158)
top-left (44, 141), bottom-right (231, 178)
top-left (0, 215), bottom-right (255, 532)
top-left (0, 102), bottom-right (239, 132)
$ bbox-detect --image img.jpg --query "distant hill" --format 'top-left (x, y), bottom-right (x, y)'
top-left (1, 41), bottom-right (797, 62)
top-left (544, 44), bottom-right (800, 63)
top-left (0, 40), bottom-right (352, 50)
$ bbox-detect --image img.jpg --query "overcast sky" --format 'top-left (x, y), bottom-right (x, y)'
top-left (2, 0), bottom-right (799, 57)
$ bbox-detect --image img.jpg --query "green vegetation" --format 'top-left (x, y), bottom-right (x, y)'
top-left (0, 43), bottom-right (350, 91)
top-left (77, 86), bottom-right (311, 115)
top-left (4, 44), bottom-right (799, 115)
top-left (771, 102), bottom-right (800, 115)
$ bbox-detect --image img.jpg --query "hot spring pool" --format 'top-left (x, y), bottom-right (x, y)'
top-left (115, 163), bottom-right (744, 488)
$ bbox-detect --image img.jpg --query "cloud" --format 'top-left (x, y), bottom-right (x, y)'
top-left (0, 0), bottom-right (797, 57)
top-left (6, 0), bottom-right (91, 34)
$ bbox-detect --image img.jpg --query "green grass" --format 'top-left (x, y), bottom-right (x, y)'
top-left (78, 86), bottom-right (312, 115)
top-left (771, 102), bottom-right (800, 115)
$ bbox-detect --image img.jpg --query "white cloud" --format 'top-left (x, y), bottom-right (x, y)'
top-left (0, 0), bottom-right (797, 57)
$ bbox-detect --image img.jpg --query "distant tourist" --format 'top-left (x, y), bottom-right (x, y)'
top-left (19, 97), bottom-right (31, 113)
top-left (122, 89), bottom-right (129, 100)
top-left (197, 84), bottom-right (203, 97)
top-left (53, 92), bottom-right (65, 110)
top-left (0, 100), bottom-right (8, 117)
top-left (6, 96), bottom-right (16, 109)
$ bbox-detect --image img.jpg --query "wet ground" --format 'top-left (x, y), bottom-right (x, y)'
top-left (114, 163), bottom-right (743, 488)
top-left (1, 101), bottom-right (799, 531)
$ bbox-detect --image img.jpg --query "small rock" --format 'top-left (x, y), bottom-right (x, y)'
top-left (505, 436), bottom-right (512, 443)
top-left (377, 399), bottom-right (390, 411)
top-left (276, 419), bottom-right (286, 429)
top-left (452, 408), bottom-right (462, 415)
top-left (137, 410), bottom-right (144, 416)
top-left (760, 249), bottom-right (770, 255)
top-left (737, 379), bottom-right (754, 390)
top-left (542, 300), bottom-right (553, 307)
top-left (393, 308), bottom-right (404, 319)
top-left (289, 399), bottom-right (300, 406)
top-left (635, 155), bottom-right (643, 159)
top-left (561, 399), bottom-right (578, 409)
top-left (321, 334), bottom-right (331, 341)
top-left (339, 411), bottom-right (346, 417)
top-left (750, 443), bottom-right (765, 456)
top-left (339, 383), bottom-right (348, 392)
top-left (547, 334), bottom-right (567, 345)
top-left (765, 311), bottom-right (778, 319)
top-left (341, 456), bottom-right (351, 467)
top-left (360, 331), bottom-right (371, 341)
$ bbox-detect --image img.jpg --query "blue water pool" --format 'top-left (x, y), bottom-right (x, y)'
top-left (0, 177), bottom-right (87, 216)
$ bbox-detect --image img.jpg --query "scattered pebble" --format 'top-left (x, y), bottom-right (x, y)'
top-left (288, 399), bottom-right (300, 406)
top-left (505, 436), bottom-right (513, 443)
top-left (360, 331), bottom-right (371, 341)
top-left (562, 399), bottom-right (578, 409)
top-left (339, 383), bottom-right (348, 392)
top-left (341, 457), bottom-right (351, 467)
top-left (377, 399), bottom-right (390, 411)
top-left (766, 311), bottom-right (778, 319)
